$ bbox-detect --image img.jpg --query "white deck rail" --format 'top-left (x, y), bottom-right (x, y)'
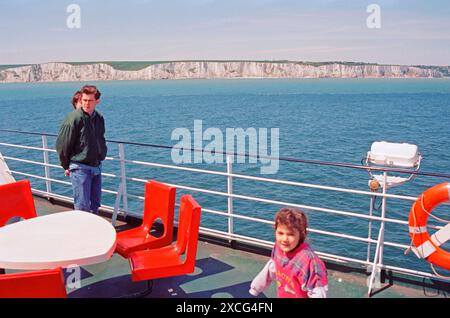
top-left (1, 129), bottom-right (449, 296)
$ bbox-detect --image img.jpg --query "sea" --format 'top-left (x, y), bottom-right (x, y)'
top-left (1, 78), bottom-right (449, 274)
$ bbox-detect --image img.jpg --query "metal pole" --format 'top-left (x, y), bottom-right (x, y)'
top-left (227, 155), bottom-right (234, 242)
top-left (366, 196), bottom-right (374, 263)
top-left (367, 225), bottom-right (382, 296)
top-left (367, 172), bottom-right (387, 296)
top-left (378, 172), bottom-right (388, 270)
top-left (118, 143), bottom-right (128, 215)
top-left (112, 182), bottom-right (123, 227)
top-left (42, 135), bottom-right (52, 197)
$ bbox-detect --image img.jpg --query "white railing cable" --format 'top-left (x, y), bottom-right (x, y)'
top-left (2, 156), bottom-right (61, 169)
top-left (6, 155), bottom-right (443, 231)
top-left (116, 157), bottom-right (417, 202)
top-left (8, 170), bottom-right (119, 196)
top-left (0, 143), bottom-right (428, 201)
top-left (3, 132), bottom-right (449, 288)
top-left (0, 142), bottom-right (56, 152)
top-left (9, 170), bottom-right (72, 186)
top-left (119, 175), bottom-right (409, 224)
top-left (6, 157), bottom-right (437, 228)
top-left (2, 156), bottom-right (118, 178)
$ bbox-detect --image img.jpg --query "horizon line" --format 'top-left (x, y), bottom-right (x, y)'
top-left (1, 60), bottom-right (449, 68)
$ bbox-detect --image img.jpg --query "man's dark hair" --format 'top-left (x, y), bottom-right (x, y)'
top-left (81, 85), bottom-right (101, 100)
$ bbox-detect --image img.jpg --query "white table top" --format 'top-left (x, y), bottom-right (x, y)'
top-left (0, 210), bottom-right (117, 270)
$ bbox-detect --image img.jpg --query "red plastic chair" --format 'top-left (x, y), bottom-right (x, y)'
top-left (0, 267), bottom-right (67, 298)
top-left (0, 180), bottom-right (37, 227)
top-left (115, 180), bottom-right (176, 258)
top-left (128, 195), bottom-right (201, 295)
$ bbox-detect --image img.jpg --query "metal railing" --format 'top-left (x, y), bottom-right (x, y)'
top-left (1, 129), bottom-right (450, 296)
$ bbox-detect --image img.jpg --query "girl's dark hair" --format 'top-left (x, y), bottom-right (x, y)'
top-left (274, 207), bottom-right (308, 244)
top-left (71, 91), bottom-right (81, 109)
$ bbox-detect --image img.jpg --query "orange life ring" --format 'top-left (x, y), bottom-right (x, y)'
top-left (408, 182), bottom-right (450, 270)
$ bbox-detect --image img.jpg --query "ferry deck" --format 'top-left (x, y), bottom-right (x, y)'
top-left (1, 130), bottom-right (450, 298)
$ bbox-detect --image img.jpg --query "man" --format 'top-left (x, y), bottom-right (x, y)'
top-left (56, 85), bottom-right (107, 214)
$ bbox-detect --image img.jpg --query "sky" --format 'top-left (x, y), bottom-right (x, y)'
top-left (1, 0), bottom-right (449, 65)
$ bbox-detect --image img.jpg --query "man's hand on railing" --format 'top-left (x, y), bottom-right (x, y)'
top-left (64, 169), bottom-right (70, 177)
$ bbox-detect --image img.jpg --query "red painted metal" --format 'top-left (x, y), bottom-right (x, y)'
top-left (115, 180), bottom-right (176, 257)
top-left (0, 267), bottom-right (67, 298)
top-left (129, 195), bottom-right (202, 282)
top-left (0, 180), bottom-right (37, 227)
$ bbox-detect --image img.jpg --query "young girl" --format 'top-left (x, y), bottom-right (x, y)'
top-left (71, 90), bottom-right (82, 109)
top-left (249, 207), bottom-right (328, 298)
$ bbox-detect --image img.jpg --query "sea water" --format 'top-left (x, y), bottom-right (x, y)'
top-left (1, 78), bottom-right (449, 273)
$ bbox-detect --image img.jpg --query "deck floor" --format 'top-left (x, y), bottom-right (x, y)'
top-left (7, 196), bottom-right (447, 298)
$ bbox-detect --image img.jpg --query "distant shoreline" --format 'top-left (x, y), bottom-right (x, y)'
top-left (2, 60), bottom-right (450, 71)
top-left (1, 61), bottom-right (449, 83)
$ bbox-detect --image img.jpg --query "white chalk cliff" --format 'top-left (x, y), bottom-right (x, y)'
top-left (0, 61), bottom-right (448, 83)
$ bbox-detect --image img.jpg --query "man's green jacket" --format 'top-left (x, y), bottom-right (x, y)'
top-left (56, 108), bottom-right (107, 170)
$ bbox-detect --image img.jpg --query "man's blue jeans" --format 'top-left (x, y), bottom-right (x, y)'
top-left (69, 162), bottom-right (102, 214)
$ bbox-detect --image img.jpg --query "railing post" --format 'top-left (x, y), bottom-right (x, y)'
top-left (378, 172), bottom-right (387, 276)
top-left (41, 135), bottom-right (52, 197)
top-left (226, 155), bottom-right (234, 242)
top-left (112, 182), bottom-right (123, 227)
top-left (118, 143), bottom-right (128, 215)
top-left (367, 172), bottom-right (387, 296)
top-left (366, 196), bottom-right (375, 263)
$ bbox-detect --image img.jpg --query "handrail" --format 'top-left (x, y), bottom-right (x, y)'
top-left (0, 145), bottom-right (427, 202)
top-left (5, 163), bottom-right (445, 231)
top-left (1, 129), bottom-right (449, 294)
top-left (1, 128), bottom-right (449, 179)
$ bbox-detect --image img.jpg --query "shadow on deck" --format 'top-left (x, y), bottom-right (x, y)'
top-left (22, 196), bottom-right (450, 298)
